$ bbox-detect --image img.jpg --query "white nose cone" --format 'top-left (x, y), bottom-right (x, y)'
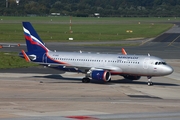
top-left (164, 65), bottom-right (174, 75)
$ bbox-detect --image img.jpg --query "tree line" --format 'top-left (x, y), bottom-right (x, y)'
top-left (1, 0), bottom-right (180, 17)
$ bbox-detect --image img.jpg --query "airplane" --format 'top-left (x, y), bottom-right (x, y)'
top-left (19, 22), bottom-right (174, 86)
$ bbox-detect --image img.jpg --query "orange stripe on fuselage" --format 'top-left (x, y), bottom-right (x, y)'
top-left (46, 53), bottom-right (71, 66)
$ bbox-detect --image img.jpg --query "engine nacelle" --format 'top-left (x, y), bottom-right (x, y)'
top-left (123, 75), bottom-right (141, 80)
top-left (91, 70), bottom-right (111, 82)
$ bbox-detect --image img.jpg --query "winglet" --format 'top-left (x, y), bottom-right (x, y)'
top-left (121, 48), bottom-right (127, 55)
top-left (21, 50), bottom-right (31, 62)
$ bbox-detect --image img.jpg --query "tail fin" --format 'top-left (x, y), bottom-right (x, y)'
top-left (22, 22), bottom-right (49, 53)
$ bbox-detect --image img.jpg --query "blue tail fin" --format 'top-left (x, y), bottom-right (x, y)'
top-left (22, 22), bottom-right (49, 53)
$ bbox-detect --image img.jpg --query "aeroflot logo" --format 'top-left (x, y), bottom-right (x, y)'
top-left (23, 27), bottom-right (42, 44)
top-left (118, 56), bottom-right (139, 59)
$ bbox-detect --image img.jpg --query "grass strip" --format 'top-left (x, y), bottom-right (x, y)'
top-left (0, 52), bottom-right (37, 69)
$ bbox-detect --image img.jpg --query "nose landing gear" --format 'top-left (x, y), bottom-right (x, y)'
top-left (147, 76), bottom-right (153, 86)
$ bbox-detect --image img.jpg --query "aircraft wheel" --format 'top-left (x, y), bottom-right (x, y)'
top-left (148, 82), bottom-right (153, 86)
top-left (108, 78), bottom-right (112, 82)
top-left (82, 78), bottom-right (90, 83)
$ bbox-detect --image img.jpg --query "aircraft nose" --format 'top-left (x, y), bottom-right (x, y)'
top-left (164, 65), bottom-right (174, 75)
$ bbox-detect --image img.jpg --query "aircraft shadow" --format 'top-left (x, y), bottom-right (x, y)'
top-left (110, 79), bottom-right (179, 86)
top-left (34, 74), bottom-right (82, 83)
top-left (33, 74), bottom-right (179, 86)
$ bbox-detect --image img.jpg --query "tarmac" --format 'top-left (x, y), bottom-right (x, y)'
top-left (0, 23), bottom-right (180, 120)
top-left (0, 63), bottom-right (180, 120)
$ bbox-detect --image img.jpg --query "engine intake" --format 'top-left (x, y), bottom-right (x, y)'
top-left (91, 70), bottom-right (111, 82)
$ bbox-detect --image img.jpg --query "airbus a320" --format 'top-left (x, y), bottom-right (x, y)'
top-left (20, 22), bottom-right (173, 86)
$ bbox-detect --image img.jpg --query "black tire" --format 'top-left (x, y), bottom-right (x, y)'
top-left (82, 78), bottom-right (90, 83)
top-left (148, 82), bottom-right (153, 86)
top-left (107, 78), bottom-right (111, 82)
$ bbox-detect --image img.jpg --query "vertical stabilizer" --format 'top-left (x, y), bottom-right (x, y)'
top-left (22, 22), bottom-right (49, 53)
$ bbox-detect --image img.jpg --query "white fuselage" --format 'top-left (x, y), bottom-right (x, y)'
top-left (43, 51), bottom-right (173, 77)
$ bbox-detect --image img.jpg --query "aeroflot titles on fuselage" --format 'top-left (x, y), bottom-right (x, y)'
top-left (118, 56), bottom-right (139, 59)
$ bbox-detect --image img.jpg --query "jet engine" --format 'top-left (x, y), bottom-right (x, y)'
top-left (123, 75), bottom-right (141, 80)
top-left (91, 70), bottom-right (111, 82)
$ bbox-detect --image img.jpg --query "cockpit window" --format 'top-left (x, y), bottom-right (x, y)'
top-left (162, 62), bottom-right (167, 65)
top-left (155, 62), bottom-right (167, 65)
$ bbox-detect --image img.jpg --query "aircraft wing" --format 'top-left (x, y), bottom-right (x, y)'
top-left (38, 62), bottom-right (122, 73)
top-left (91, 66), bottom-right (122, 72)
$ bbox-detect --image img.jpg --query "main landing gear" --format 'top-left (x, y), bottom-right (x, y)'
top-left (82, 77), bottom-right (90, 83)
top-left (147, 76), bottom-right (153, 86)
top-left (82, 70), bottom-right (91, 83)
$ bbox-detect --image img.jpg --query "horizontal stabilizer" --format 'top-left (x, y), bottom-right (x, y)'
top-left (21, 50), bottom-right (30, 62)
